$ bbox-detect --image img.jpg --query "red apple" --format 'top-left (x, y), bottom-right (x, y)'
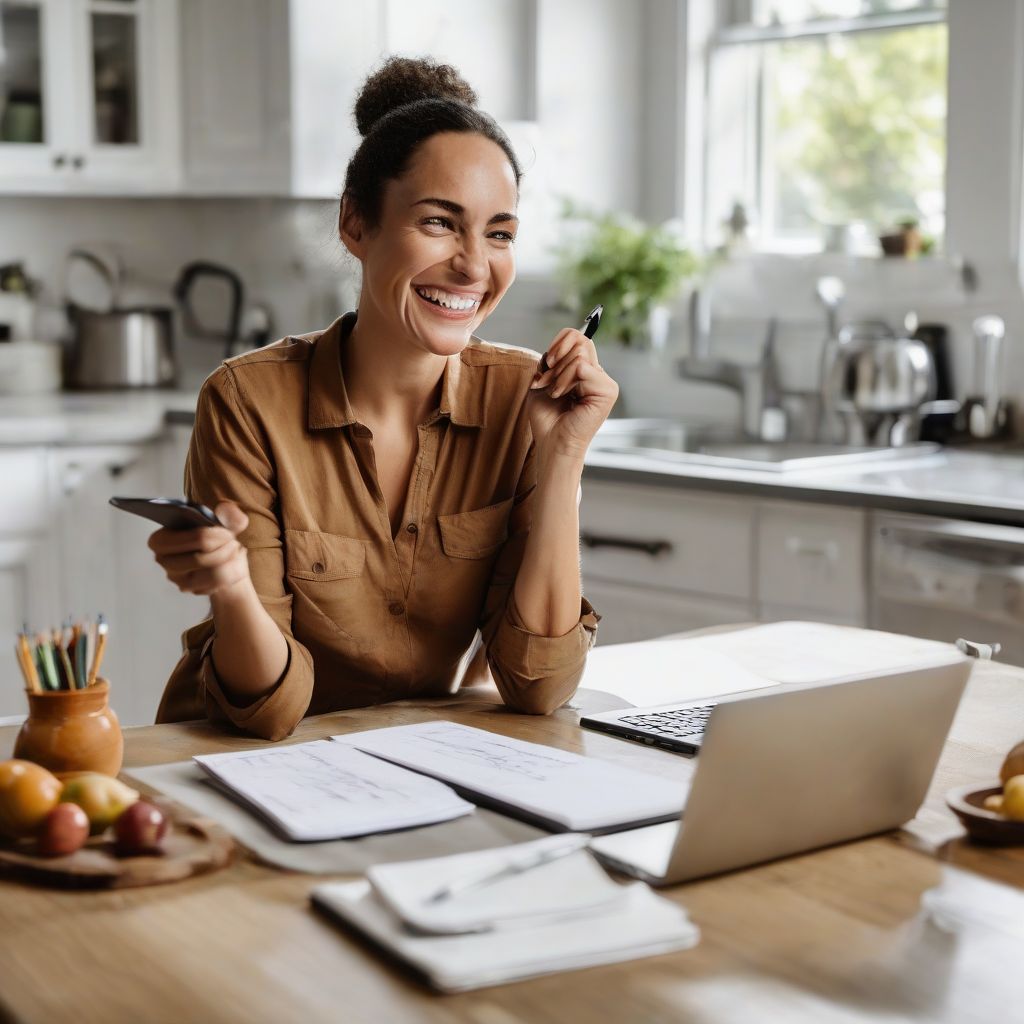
top-left (37, 802), bottom-right (90, 857)
top-left (113, 800), bottom-right (168, 856)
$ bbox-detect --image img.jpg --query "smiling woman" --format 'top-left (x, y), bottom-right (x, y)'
top-left (151, 57), bottom-right (617, 741)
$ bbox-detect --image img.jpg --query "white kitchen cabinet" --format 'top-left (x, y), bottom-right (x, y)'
top-left (178, 0), bottom-right (291, 195)
top-left (0, 0), bottom-right (181, 194)
top-left (179, 0), bottom-right (539, 197)
top-left (179, 0), bottom-right (382, 196)
top-left (0, 536), bottom-right (58, 718)
top-left (579, 478), bottom-right (870, 643)
top-left (579, 478), bottom-right (756, 644)
top-left (756, 500), bottom-right (867, 625)
top-left (583, 578), bottom-right (753, 646)
top-left (0, 447), bottom-right (56, 717)
top-left (580, 480), bottom-right (755, 599)
top-left (49, 431), bottom-right (200, 727)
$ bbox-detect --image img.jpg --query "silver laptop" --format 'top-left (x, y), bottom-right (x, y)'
top-left (588, 657), bottom-right (971, 885)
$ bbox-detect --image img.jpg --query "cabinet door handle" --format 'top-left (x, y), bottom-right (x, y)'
top-left (785, 537), bottom-right (839, 561)
top-left (580, 532), bottom-right (673, 557)
top-left (52, 153), bottom-right (67, 168)
top-left (71, 155), bottom-right (85, 170)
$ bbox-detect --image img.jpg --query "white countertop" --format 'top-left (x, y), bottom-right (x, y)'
top-left (0, 389), bottom-right (199, 445)
top-left (585, 446), bottom-right (1024, 523)
top-left (3, 391), bottom-right (1023, 523)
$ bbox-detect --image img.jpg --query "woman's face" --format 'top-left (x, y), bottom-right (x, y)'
top-left (346, 131), bottom-right (519, 358)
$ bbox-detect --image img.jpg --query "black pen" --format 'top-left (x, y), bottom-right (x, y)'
top-left (539, 304), bottom-right (603, 373)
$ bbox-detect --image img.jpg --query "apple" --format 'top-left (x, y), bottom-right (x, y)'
top-left (37, 803), bottom-right (90, 857)
top-left (113, 800), bottom-right (168, 856)
top-left (60, 773), bottom-right (139, 835)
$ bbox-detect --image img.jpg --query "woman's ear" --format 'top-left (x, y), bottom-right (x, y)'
top-left (339, 196), bottom-right (367, 258)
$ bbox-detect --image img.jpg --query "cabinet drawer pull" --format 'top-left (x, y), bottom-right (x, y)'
top-left (784, 537), bottom-right (839, 561)
top-left (580, 532), bottom-right (673, 557)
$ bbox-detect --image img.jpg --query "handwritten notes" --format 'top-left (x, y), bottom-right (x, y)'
top-left (193, 740), bottom-right (474, 842)
top-left (335, 722), bottom-right (687, 833)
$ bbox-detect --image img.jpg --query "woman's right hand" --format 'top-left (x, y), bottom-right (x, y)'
top-left (148, 501), bottom-right (251, 598)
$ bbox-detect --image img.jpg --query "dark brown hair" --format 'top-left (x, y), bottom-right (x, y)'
top-left (342, 56), bottom-right (522, 229)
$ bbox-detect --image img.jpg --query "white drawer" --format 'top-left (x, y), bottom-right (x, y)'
top-left (580, 481), bottom-right (755, 600)
top-left (583, 577), bottom-right (754, 646)
top-left (757, 501), bottom-right (866, 616)
top-left (0, 449), bottom-right (48, 534)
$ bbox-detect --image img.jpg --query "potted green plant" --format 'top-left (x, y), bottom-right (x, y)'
top-left (555, 202), bottom-right (701, 347)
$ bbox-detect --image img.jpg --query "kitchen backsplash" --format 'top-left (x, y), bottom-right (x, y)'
top-left (4, 195), bottom-right (1024, 425)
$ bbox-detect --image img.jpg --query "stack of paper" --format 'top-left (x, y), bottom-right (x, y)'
top-left (193, 739), bottom-right (474, 842)
top-left (582, 621), bottom-right (964, 706)
top-left (336, 721), bottom-right (688, 833)
top-left (311, 837), bottom-right (699, 992)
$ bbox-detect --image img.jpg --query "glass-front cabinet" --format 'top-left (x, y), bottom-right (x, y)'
top-left (0, 0), bottom-right (179, 192)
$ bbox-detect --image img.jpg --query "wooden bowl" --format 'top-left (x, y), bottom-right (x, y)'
top-left (945, 784), bottom-right (1024, 845)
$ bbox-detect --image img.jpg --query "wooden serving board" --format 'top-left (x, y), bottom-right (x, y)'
top-left (0, 796), bottom-right (235, 889)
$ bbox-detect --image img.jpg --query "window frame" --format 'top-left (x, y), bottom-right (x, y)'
top-left (706, 0), bottom-right (949, 255)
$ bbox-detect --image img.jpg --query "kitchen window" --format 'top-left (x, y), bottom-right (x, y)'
top-left (705, 0), bottom-right (948, 255)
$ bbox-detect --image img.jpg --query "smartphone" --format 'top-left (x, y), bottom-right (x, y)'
top-left (109, 497), bottom-right (223, 531)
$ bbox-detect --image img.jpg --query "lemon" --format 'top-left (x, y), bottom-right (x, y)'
top-left (1001, 775), bottom-right (1024, 821)
top-left (983, 793), bottom-right (1004, 814)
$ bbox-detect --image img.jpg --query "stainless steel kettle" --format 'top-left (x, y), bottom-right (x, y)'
top-left (823, 320), bottom-right (935, 444)
top-left (66, 248), bottom-right (177, 389)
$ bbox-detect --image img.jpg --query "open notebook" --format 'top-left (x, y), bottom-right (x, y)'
top-left (335, 721), bottom-right (688, 833)
top-left (193, 739), bottom-right (474, 842)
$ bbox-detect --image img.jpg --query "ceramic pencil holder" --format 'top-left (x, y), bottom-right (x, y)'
top-left (13, 680), bottom-right (123, 777)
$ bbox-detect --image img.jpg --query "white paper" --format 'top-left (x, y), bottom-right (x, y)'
top-left (312, 878), bottom-right (699, 993)
top-left (696, 621), bottom-right (964, 684)
top-left (583, 638), bottom-right (780, 706)
top-left (335, 722), bottom-right (687, 833)
top-left (367, 836), bottom-right (634, 935)
top-left (584, 622), bottom-right (964, 706)
top-left (193, 739), bottom-right (474, 842)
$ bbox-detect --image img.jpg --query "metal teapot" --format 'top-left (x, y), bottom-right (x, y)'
top-left (823, 320), bottom-right (935, 444)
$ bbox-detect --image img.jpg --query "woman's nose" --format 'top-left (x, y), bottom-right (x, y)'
top-left (450, 237), bottom-right (487, 280)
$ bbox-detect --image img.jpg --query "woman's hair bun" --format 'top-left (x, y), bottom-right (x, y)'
top-left (354, 56), bottom-right (478, 136)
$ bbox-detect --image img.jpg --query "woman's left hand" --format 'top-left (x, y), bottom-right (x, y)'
top-left (527, 328), bottom-right (619, 463)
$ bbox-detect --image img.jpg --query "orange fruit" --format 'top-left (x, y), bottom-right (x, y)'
top-left (0, 759), bottom-right (63, 839)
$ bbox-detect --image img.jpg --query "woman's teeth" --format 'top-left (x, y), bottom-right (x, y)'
top-left (415, 287), bottom-right (480, 312)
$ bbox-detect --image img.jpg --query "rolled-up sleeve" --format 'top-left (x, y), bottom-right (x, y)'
top-left (156, 366), bottom-right (313, 740)
top-left (479, 443), bottom-right (600, 715)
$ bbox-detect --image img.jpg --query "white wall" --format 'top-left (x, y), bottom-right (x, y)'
top-left (0, 0), bottom-right (649, 382)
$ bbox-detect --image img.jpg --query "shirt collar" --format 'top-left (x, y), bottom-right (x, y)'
top-left (307, 312), bottom-right (486, 431)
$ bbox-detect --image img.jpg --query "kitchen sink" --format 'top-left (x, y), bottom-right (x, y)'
top-left (591, 419), bottom-right (940, 473)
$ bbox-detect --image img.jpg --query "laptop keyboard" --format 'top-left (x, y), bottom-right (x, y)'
top-left (616, 704), bottom-right (717, 742)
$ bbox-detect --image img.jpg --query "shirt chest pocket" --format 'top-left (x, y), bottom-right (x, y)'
top-left (437, 497), bottom-right (514, 559)
top-left (284, 530), bottom-right (366, 581)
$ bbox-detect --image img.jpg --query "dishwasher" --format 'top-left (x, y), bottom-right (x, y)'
top-left (871, 511), bottom-right (1024, 666)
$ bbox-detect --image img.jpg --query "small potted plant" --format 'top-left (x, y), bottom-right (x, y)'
top-left (555, 202), bottom-right (701, 347)
top-left (878, 218), bottom-right (933, 258)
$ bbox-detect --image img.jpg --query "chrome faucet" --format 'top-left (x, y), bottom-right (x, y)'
top-left (677, 289), bottom-right (784, 439)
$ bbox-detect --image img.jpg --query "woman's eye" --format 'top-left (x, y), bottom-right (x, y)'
top-left (422, 216), bottom-right (454, 231)
top-left (489, 230), bottom-right (516, 244)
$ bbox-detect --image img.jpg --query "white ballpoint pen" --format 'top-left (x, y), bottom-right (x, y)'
top-left (421, 835), bottom-right (592, 906)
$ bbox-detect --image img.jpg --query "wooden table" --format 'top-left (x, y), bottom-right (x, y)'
top-left (1, 662), bottom-right (1022, 1024)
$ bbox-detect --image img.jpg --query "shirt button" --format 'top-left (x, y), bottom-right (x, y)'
top-left (388, 602), bottom-right (405, 616)
top-left (406, 523), bottom-right (418, 534)
top-left (312, 561), bottom-right (326, 574)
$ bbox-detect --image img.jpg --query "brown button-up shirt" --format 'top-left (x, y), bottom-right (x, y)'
top-left (156, 313), bottom-right (598, 740)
